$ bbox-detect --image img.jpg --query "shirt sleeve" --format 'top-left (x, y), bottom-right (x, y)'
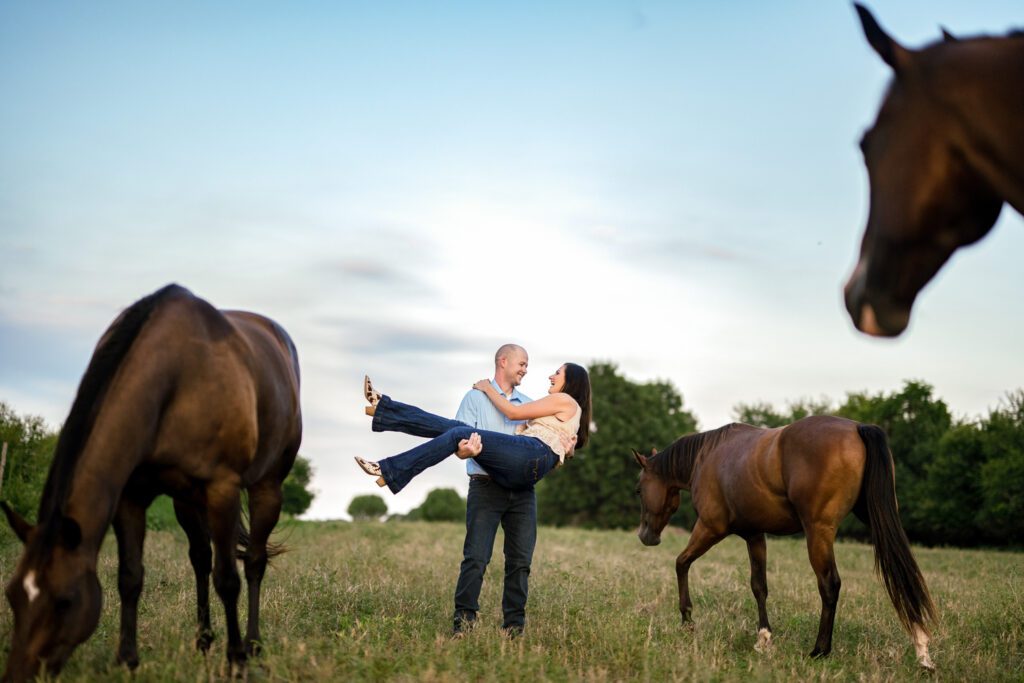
top-left (454, 391), bottom-right (478, 427)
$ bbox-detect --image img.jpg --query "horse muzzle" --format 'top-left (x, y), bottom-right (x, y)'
top-left (637, 527), bottom-right (661, 547)
top-left (843, 268), bottom-right (911, 337)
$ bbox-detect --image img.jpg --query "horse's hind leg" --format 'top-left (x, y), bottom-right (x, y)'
top-left (242, 478), bottom-right (285, 656)
top-left (676, 521), bottom-right (724, 625)
top-left (206, 475), bottom-right (247, 670)
top-left (745, 533), bottom-right (773, 652)
top-left (174, 499), bottom-right (215, 652)
top-left (805, 523), bottom-right (841, 658)
top-left (113, 493), bottom-right (152, 669)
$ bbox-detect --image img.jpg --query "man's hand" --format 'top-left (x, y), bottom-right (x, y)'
top-left (558, 432), bottom-right (578, 459)
top-left (456, 432), bottom-right (483, 459)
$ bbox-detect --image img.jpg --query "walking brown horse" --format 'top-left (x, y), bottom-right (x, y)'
top-left (844, 4), bottom-right (1024, 336)
top-left (1, 284), bottom-right (302, 682)
top-left (633, 416), bottom-right (936, 670)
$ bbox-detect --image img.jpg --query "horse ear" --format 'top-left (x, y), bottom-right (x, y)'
top-left (631, 449), bottom-right (648, 469)
top-left (1, 501), bottom-right (34, 544)
top-left (940, 26), bottom-right (957, 42)
top-left (854, 3), bottom-right (909, 72)
top-left (60, 516), bottom-right (82, 550)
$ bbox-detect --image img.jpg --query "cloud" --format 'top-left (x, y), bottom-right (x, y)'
top-left (316, 316), bottom-right (489, 358)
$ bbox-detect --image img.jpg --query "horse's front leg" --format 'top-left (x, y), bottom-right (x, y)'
top-left (206, 475), bottom-right (246, 672)
top-left (745, 533), bottom-right (773, 652)
top-left (242, 478), bottom-right (285, 656)
top-left (174, 499), bottom-right (215, 652)
top-left (113, 495), bottom-right (149, 669)
top-left (675, 521), bottom-right (724, 625)
top-left (805, 522), bottom-right (841, 658)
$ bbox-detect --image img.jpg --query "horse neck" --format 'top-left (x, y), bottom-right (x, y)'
top-left (657, 438), bottom-right (700, 489)
top-left (940, 39), bottom-right (1024, 212)
top-left (59, 379), bottom-right (167, 555)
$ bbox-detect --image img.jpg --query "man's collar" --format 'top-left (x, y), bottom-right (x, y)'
top-left (491, 378), bottom-right (525, 402)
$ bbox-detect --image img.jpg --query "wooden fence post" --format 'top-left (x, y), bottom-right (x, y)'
top-left (0, 442), bottom-right (7, 498)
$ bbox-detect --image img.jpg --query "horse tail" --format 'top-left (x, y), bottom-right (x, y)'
top-left (235, 517), bottom-right (287, 562)
top-left (856, 424), bottom-right (936, 634)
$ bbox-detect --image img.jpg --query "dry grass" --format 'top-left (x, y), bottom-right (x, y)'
top-left (1, 520), bottom-right (1022, 682)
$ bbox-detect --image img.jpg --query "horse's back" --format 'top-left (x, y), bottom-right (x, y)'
top-left (127, 287), bottom-right (301, 481)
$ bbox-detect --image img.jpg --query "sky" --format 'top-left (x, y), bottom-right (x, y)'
top-left (1, 1), bottom-right (1022, 519)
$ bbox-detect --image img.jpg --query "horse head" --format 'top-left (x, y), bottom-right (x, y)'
top-left (845, 4), bottom-right (1004, 336)
top-left (632, 449), bottom-right (680, 547)
top-left (2, 502), bottom-right (102, 683)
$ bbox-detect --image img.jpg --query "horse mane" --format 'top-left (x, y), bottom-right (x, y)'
top-left (34, 284), bottom-right (186, 543)
top-left (649, 423), bottom-right (738, 485)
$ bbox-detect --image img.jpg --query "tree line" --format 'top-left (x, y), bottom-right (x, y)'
top-left (6, 361), bottom-right (1023, 549)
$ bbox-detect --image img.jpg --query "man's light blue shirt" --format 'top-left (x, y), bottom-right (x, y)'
top-left (455, 379), bottom-right (531, 476)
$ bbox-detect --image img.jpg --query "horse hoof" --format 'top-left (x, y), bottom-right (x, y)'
top-left (116, 652), bottom-right (140, 670)
top-left (809, 647), bottom-right (830, 659)
top-left (246, 639), bottom-right (263, 657)
top-left (754, 628), bottom-right (773, 653)
top-left (196, 631), bottom-right (215, 653)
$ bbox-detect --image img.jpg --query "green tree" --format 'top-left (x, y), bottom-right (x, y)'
top-left (733, 397), bottom-right (835, 427)
top-left (348, 494), bottom-right (388, 521)
top-left (0, 401), bottom-right (58, 522)
top-left (281, 454), bottom-right (315, 516)
top-left (975, 392), bottom-right (1024, 544)
top-left (537, 362), bottom-right (698, 529)
top-left (411, 488), bottom-right (465, 522)
top-left (837, 380), bottom-right (952, 538)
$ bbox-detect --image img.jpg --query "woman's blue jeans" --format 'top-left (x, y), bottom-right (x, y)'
top-left (372, 395), bottom-right (558, 494)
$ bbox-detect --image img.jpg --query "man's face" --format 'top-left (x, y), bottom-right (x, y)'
top-left (501, 350), bottom-right (529, 388)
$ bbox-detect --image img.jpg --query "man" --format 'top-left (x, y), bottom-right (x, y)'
top-left (451, 343), bottom-right (534, 638)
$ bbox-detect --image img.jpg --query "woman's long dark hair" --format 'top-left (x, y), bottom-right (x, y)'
top-left (561, 362), bottom-right (592, 449)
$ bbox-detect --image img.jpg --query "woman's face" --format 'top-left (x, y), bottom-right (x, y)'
top-left (548, 365), bottom-right (567, 394)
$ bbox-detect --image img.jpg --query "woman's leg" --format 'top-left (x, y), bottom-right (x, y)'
top-left (371, 395), bottom-right (464, 439)
top-left (378, 425), bottom-right (476, 493)
top-left (377, 427), bottom-right (558, 494)
top-left (471, 432), bottom-right (559, 490)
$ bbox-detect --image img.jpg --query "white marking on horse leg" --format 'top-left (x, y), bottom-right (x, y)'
top-left (23, 570), bottom-right (40, 603)
top-left (912, 624), bottom-right (934, 671)
top-left (754, 627), bottom-right (772, 653)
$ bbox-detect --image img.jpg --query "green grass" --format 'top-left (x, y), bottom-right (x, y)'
top-left (1, 521), bottom-right (1022, 681)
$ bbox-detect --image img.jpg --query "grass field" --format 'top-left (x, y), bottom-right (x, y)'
top-left (1, 520), bottom-right (1022, 682)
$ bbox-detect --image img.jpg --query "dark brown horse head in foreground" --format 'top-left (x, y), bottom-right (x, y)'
top-left (2, 505), bottom-right (102, 681)
top-left (632, 448), bottom-right (679, 546)
top-left (845, 3), bottom-right (1024, 336)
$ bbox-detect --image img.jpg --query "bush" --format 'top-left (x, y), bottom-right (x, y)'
top-left (282, 455), bottom-right (316, 516)
top-left (413, 488), bottom-right (465, 522)
top-left (0, 401), bottom-right (57, 522)
top-left (348, 494), bottom-right (388, 521)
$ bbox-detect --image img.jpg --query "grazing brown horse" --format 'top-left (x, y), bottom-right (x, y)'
top-left (844, 4), bottom-right (1024, 336)
top-left (633, 416), bottom-right (936, 670)
top-left (1, 284), bottom-right (302, 682)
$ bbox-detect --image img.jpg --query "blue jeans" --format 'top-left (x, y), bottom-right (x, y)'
top-left (372, 396), bottom-right (558, 494)
top-left (454, 478), bottom-right (536, 631)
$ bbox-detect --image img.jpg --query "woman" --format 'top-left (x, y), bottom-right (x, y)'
top-left (355, 363), bottom-right (592, 494)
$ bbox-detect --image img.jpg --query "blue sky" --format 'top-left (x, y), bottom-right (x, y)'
top-left (2, 1), bottom-right (1022, 518)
